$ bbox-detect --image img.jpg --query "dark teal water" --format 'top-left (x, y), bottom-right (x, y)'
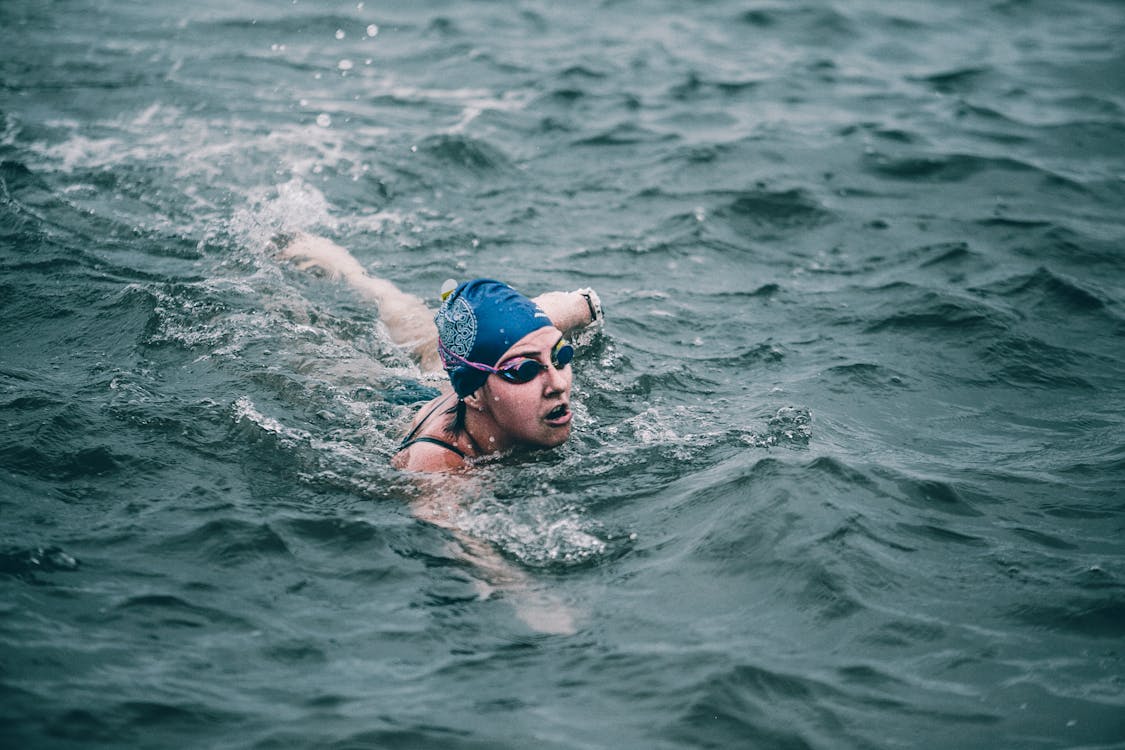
top-left (3, 0), bottom-right (1125, 747)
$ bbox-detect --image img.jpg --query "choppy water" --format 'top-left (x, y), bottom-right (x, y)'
top-left (3, 0), bottom-right (1125, 747)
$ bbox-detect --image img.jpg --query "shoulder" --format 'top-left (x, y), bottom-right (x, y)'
top-left (393, 440), bottom-right (466, 472)
top-left (393, 391), bottom-right (466, 473)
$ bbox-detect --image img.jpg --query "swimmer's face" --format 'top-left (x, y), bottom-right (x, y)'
top-left (473, 326), bottom-right (573, 450)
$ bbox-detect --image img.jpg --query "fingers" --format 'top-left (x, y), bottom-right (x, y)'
top-left (274, 232), bottom-right (365, 281)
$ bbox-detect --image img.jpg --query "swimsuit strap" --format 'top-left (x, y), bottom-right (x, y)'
top-left (399, 393), bottom-right (455, 445)
top-left (397, 393), bottom-right (473, 461)
top-left (398, 435), bottom-right (466, 459)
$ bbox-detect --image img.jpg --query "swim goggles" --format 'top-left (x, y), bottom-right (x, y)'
top-left (439, 338), bottom-right (574, 384)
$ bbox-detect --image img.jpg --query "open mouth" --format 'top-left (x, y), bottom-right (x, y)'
top-left (545, 403), bottom-right (570, 422)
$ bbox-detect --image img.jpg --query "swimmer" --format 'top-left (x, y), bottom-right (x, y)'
top-left (277, 233), bottom-right (597, 633)
top-left (276, 232), bottom-right (602, 473)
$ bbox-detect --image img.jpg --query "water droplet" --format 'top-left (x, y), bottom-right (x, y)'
top-left (335, 29), bottom-right (346, 40)
top-left (366, 24), bottom-right (379, 37)
top-left (316, 113), bottom-right (331, 127)
top-left (338, 59), bottom-right (353, 71)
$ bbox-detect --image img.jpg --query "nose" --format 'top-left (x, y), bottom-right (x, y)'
top-left (543, 358), bottom-right (571, 394)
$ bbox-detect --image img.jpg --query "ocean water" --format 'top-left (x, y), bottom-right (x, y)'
top-left (2, 0), bottom-right (1124, 747)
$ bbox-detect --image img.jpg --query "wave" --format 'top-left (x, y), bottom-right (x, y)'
top-left (192, 13), bottom-right (374, 38)
top-left (915, 241), bottom-right (976, 268)
top-left (824, 362), bottom-right (910, 392)
top-left (0, 546), bottom-right (80, 579)
top-left (667, 71), bottom-right (762, 102)
top-left (667, 659), bottom-right (1002, 749)
top-left (973, 266), bottom-right (1110, 314)
top-left (413, 134), bottom-right (515, 177)
top-left (738, 4), bottom-right (858, 40)
top-left (1008, 596), bottom-right (1125, 640)
top-left (0, 412), bottom-right (153, 481)
top-left (909, 66), bottom-right (992, 95)
top-left (153, 518), bottom-right (293, 567)
top-left (863, 287), bottom-right (1008, 337)
top-left (873, 468), bottom-right (985, 518)
top-left (712, 188), bottom-right (836, 240)
top-left (669, 663), bottom-right (837, 749)
top-left (662, 455), bottom-right (993, 590)
top-left (861, 151), bottom-right (1043, 182)
top-left (981, 222), bottom-right (1125, 274)
top-left (573, 122), bottom-right (677, 147)
top-left (53, 699), bottom-right (246, 744)
top-left (979, 335), bottom-right (1098, 391)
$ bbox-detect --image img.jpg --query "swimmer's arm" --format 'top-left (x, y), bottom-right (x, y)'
top-left (531, 290), bottom-right (601, 338)
top-left (277, 233), bottom-right (601, 369)
top-left (276, 232), bottom-right (444, 371)
top-left (411, 484), bottom-right (577, 635)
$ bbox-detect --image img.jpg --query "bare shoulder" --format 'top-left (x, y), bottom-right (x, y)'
top-left (393, 441), bottom-right (466, 473)
top-left (392, 392), bottom-right (464, 473)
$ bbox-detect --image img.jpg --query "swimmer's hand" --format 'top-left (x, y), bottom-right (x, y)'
top-left (273, 231), bottom-right (367, 281)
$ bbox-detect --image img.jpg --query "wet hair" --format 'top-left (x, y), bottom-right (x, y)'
top-left (443, 398), bottom-right (468, 436)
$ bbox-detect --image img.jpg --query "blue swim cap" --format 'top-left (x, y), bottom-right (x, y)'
top-left (435, 279), bottom-right (553, 397)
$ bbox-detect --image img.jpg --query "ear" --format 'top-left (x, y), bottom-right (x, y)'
top-left (463, 388), bottom-right (487, 413)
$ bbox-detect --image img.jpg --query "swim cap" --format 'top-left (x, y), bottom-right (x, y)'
top-left (435, 279), bottom-right (552, 397)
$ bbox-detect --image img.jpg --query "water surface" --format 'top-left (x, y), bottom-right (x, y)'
top-left (2, 0), bottom-right (1124, 747)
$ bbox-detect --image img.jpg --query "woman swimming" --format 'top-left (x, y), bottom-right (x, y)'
top-left (277, 233), bottom-right (602, 473)
top-left (278, 233), bottom-right (598, 633)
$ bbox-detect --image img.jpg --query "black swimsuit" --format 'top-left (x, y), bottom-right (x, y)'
top-left (397, 395), bottom-right (466, 458)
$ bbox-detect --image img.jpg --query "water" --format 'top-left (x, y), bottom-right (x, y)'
top-left (2, 0), bottom-right (1124, 747)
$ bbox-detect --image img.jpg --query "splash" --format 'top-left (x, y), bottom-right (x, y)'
top-left (455, 491), bottom-right (608, 568)
top-left (232, 396), bottom-right (314, 449)
top-left (226, 178), bottom-right (338, 252)
top-left (741, 406), bottom-right (813, 448)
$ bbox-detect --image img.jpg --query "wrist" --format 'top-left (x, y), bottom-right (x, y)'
top-left (575, 288), bottom-right (603, 326)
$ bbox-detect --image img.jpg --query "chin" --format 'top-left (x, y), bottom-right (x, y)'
top-left (537, 426), bottom-right (571, 448)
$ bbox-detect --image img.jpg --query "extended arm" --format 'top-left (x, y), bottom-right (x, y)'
top-left (277, 233), bottom-right (600, 373)
top-left (276, 233), bottom-right (444, 370)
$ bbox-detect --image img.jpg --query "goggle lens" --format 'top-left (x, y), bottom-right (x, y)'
top-left (554, 341), bottom-right (574, 368)
top-left (497, 342), bottom-right (574, 384)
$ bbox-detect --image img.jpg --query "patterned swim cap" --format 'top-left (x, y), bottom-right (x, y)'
top-left (435, 279), bottom-right (552, 397)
